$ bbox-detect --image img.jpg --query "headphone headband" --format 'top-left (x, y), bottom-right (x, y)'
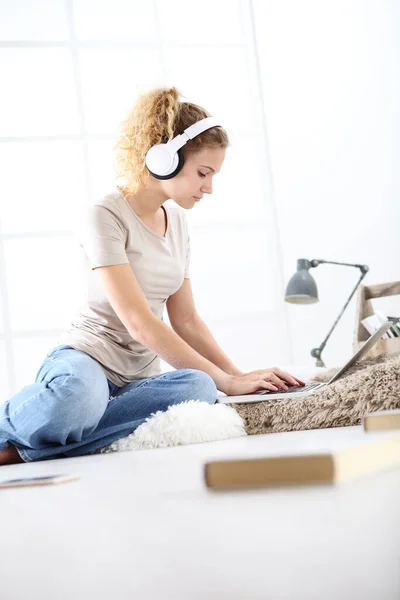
top-left (145, 116), bottom-right (222, 180)
top-left (167, 117), bottom-right (221, 153)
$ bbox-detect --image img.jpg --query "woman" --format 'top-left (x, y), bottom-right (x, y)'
top-left (0, 87), bottom-right (304, 465)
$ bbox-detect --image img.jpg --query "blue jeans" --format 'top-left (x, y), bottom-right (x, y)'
top-left (0, 345), bottom-right (218, 463)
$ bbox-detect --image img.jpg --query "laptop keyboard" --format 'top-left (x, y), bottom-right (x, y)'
top-left (253, 382), bottom-right (323, 396)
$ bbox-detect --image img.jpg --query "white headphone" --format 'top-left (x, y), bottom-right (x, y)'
top-left (145, 116), bottom-right (222, 180)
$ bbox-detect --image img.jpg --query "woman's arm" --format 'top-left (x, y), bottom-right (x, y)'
top-left (139, 317), bottom-right (232, 391)
top-left (94, 264), bottom-right (232, 392)
top-left (170, 316), bottom-right (244, 377)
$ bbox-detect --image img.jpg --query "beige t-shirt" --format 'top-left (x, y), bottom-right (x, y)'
top-left (58, 189), bottom-right (190, 386)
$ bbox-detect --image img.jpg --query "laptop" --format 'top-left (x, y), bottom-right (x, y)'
top-left (218, 321), bottom-right (393, 404)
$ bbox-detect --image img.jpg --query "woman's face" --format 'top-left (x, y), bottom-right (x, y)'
top-left (160, 146), bottom-right (226, 209)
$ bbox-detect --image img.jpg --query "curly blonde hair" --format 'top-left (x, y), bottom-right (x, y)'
top-left (113, 87), bottom-right (230, 195)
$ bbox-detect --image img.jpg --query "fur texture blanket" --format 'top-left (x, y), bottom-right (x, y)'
top-left (232, 352), bottom-right (400, 435)
top-left (96, 353), bottom-right (400, 454)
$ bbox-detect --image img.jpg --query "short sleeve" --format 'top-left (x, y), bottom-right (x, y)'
top-left (77, 204), bottom-right (129, 269)
top-left (184, 216), bottom-right (190, 279)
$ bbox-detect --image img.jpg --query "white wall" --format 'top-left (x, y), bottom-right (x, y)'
top-left (252, 0), bottom-right (400, 367)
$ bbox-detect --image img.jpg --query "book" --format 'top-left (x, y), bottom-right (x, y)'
top-left (387, 317), bottom-right (400, 337)
top-left (204, 437), bottom-right (400, 490)
top-left (361, 314), bottom-right (391, 339)
top-left (363, 409), bottom-right (400, 432)
top-left (390, 325), bottom-right (400, 337)
top-left (361, 313), bottom-right (400, 339)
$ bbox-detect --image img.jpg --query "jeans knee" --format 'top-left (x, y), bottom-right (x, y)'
top-left (63, 377), bottom-right (108, 426)
top-left (41, 374), bottom-right (109, 443)
top-left (185, 369), bottom-right (218, 404)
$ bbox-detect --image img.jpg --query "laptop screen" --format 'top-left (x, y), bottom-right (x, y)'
top-left (327, 321), bottom-right (393, 385)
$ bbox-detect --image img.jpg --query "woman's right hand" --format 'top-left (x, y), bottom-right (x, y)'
top-left (220, 369), bottom-right (296, 397)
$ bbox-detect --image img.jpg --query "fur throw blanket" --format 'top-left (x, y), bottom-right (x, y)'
top-left (232, 352), bottom-right (400, 435)
top-left (96, 353), bottom-right (400, 454)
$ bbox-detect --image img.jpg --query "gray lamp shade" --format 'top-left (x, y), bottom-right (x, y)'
top-left (285, 259), bottom-right (319, 304)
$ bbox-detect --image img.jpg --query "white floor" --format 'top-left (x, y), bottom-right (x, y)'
top-left (1, 425), bottom-right (400, 600)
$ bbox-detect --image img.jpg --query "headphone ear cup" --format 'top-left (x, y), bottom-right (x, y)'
top-left (147, 148), bottom-right (184, 180)
top-left (145, 144), bottom-right (173, 176)
top-left (172, 148), bottom-right (184, 177)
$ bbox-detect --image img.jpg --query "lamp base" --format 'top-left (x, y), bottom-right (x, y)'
top-left (315, 358), bottom-right (326, 368)
top-left (311, 347), bottom-right (326, 369)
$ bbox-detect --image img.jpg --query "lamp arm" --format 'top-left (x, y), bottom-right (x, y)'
top-left (310, 262), bottom-right (369, 366)
top-left (311, 259), bottom-right (369, 273)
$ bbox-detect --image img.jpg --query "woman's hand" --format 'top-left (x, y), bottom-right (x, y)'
top-left (221, 368), bottom-right (306, 397)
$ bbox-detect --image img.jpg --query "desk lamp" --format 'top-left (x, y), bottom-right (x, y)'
top-left (285, 259), bottom-right (369, 367)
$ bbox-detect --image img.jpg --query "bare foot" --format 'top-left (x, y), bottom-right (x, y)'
top-left (0, 444), bottom-right (23, 465)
